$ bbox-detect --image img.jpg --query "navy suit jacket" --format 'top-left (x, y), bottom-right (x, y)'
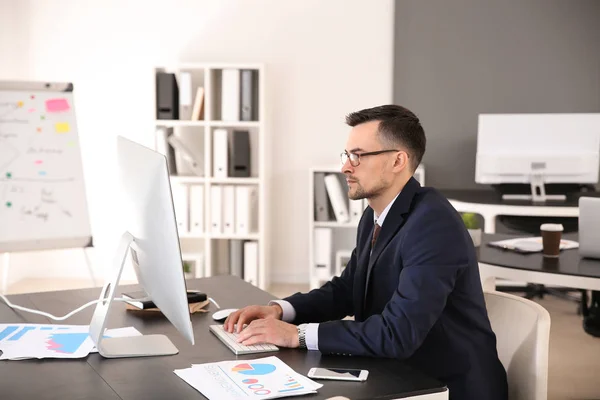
top-left (286, 178), bottom-right (508, 400)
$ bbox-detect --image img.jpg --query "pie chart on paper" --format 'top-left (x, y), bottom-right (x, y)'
top-left (232, 363), bottom-right (276, 376)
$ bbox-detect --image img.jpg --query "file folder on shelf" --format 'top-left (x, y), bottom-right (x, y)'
top-left (243, 241), bottom-right (259, 286)
top-left (168, 135), bottom-right (203, 176)
top-left (235, 186), bottom-right (258, 234)
top-left (213, 129), bottom-right (229, 178)
top-left (222, 185), bottom-right (236, 235)
top-left (314, 228), bottom-right (332, 281)
top-left (314, 173), bottom-right (331, 221)
top-left (179, 71), bottom-right (192, 120)
top-left (171, 183), bottom-right (189, 233)
top-left (240, 69), bottom-right (258, 121)
top-left (189, 185), bottom-right (204, 234)
top-left (210, 186), bottom-right (223, 234)
top-left (221, 69), bottom-right (240, 121)
top-left (324, 174), bottom-right (350, 223)
top-left (349, 199), bottom-right (364, 223)
top-left (230, 240), bottom-right (244, 278)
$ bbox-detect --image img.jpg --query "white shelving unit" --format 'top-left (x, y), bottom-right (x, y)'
top-left (308, 164), bottom-right (425, 289)
top-left (153, 63), bottom-right (269, 290)
top-left (308, 166), bottom-right (359, 289)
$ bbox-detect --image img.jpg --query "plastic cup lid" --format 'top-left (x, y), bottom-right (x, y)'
top-left (540, 223), bottom-right (564, 232)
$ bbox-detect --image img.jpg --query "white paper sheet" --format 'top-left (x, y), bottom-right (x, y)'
top-left (0, 324), bottom-right (142, 360)
top-left (174, 356), bottom-right (323, 400)
top-left (488, 236), bottom-right (579, 253)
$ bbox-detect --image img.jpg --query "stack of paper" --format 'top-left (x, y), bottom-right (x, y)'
top-left (0, 324), bottom-right (141, 360)
top-left (174, 356), bottom-right (323, 400)
top-left (488, 237), bottom-right (579, 253)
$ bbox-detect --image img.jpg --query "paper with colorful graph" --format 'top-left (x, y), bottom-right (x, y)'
top-left (0, 323), bottom-right (141, 360)
top-left (174, 355), bottom-right (323, 399)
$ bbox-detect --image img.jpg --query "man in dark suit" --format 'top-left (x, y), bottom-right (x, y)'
top-left (225, 105), bottom-right (508, 400)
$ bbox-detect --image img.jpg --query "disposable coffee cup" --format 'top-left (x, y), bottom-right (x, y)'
top-left (540, 223), bottom-right (563, 258)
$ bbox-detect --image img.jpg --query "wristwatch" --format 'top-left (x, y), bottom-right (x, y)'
top-left (297, 324), bottom-right (307, 349)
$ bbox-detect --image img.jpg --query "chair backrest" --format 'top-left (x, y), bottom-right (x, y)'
top-left (484, 291), bottom-right (551, 400)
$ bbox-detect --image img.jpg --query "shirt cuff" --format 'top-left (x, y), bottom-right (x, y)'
top-left (268, 300), bottom-right (296, 323)
top-left (305, 323), bottom-right (319, 351)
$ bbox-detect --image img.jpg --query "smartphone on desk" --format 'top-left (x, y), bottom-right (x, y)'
top-left (307, 367), bottom-right (369, 382)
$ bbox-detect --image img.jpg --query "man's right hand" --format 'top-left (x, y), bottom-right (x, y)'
top-left (224, 304), bottom-right (283, 334)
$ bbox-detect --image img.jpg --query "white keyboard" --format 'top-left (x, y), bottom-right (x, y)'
top-left (209, 324), bottom-right (279, 355)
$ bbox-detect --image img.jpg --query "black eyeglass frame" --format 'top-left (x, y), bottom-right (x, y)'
top-left (340, 149), bottom-right (400, 167)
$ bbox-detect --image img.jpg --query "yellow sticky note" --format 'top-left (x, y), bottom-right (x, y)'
top-left (55, 122), bottom-right (70, 134)
top-left (17, 101), bottom-right (24, 108)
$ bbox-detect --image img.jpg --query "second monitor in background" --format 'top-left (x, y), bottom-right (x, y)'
top-left (475, 113), bottom-right (600, 202)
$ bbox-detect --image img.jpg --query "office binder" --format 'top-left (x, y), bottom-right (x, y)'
top-left (167, 135), bottom-right (203, 176)
top-left (221, 69), bottom-right (240, 121)
top-left (243, 241), bottom-right (259, 285)
top-left (314, 228), bottom-right (332, 281)
top-left (189, 185), bottom-right (204, 234)
top-left (314, 173), bottom-right (331, 221)
top-left (240, 69), bottom-right (258, 121)
top-left (171, 183), bottom-right (189, 233)
top-left (156, 72), bottom-right (179, 120)
top-left (210, 185), bottom-right (223, 234)
top-left (222, 185), bottom-right (235, 235)
top-left (229, 240), bottom-right (244, 278)
top-left (179, 72), bottom-right (192, 120)
top-left (191, 87), bottom-right (205, 121)
top-left (229, 130), bottom-right (251, 177)
top-left (155, 127), bottom-right (177, 175)
top-left (324, 174), bottom-right (350, 223)
top-left (235, 186), bottom-right (258, 234)
top-left (349, 199), bottom-right (364, 223)
top-left (213, 129), bottom-right (229, 178)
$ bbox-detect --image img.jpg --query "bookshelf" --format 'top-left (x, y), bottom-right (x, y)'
top-left (153, 63), bottom-right (268, 290)
top-left (308, 165), bottom-right (425, 289)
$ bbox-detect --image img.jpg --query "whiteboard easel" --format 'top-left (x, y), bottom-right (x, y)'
top-left (0, 81), bottom-right (95, 293)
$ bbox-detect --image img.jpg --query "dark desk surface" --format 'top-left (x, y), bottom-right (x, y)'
top-left (0, 276), bottom-right (446, 400)
top-left (479, 233), bottom-right (600, 279)
top-left (440, 189), bottom-right (600, 207)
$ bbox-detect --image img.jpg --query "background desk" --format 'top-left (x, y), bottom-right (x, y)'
top-left (443, 189), bottom-right (581, 233)
top-left (478, 234), bottom-right (600, 292)
top-left (0, 276), bottom-right (448, 400)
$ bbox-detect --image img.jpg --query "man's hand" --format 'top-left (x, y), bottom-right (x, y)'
top-left (224, 304), bottom-right (283, 333)
top-left (236, 319), bottom-right (300, 348)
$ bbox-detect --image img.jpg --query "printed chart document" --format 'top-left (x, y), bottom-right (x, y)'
top-left (0, 324), bottom-right (141, 360)
top-left (487, 236), bottom-right (579, 253)
top-left (174, 355), bottom-right (323, 399)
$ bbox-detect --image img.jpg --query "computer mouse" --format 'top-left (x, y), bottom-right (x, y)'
top-left (212, 308), bottom-right (238, 322)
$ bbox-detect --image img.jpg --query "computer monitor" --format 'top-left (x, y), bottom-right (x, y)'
top-left (89, 136), bottom-right (194, 358)
top-left (475, 113), bottom-right (600, 201)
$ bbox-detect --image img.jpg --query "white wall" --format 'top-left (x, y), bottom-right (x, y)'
top-left (0, 0), bottom-right (394, 286)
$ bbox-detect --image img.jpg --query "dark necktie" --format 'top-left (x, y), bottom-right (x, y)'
top-left (371, 223), bottom-right (381, 248)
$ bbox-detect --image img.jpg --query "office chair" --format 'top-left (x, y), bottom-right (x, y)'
top-left (484, 291), bottom-right (551, 400)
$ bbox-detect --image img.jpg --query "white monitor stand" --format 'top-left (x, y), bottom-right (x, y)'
top-left (501, 174), bottom-right (567, 202)
top-left (88, 232), bottom-right (178, 358)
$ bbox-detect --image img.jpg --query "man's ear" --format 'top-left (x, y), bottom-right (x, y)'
top-left (393, 151), bottom-right (409, 172)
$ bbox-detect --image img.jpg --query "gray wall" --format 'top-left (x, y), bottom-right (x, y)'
top-left (394, 0), bottom-right (600, 189)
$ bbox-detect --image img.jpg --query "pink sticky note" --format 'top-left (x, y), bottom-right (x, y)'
top-left (45, 98), bottom-right (70, 113)
top-left (34, 160), bottom-right (43, 165)
top-left (28, 108), bottom-right (35, 113)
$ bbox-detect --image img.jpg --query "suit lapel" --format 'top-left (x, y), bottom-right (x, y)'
top-left (363, 177), bottom-right (421, 307)
top-left (353, 215), bottom-right (373, 321)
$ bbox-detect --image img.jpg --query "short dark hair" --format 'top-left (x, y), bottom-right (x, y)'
top-left (345, 104), bottom-right (426, 171)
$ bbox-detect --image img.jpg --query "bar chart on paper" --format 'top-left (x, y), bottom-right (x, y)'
top-left (0, 324), bottom-right (141, 360)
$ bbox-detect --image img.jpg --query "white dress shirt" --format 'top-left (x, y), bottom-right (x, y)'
top-left (270, 192), bottom-right (401, 351)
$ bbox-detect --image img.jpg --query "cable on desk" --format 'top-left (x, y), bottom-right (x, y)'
top-left (0, 293), bottom-right (222, 321)
top-left (1, 294), bottom-right (145, 321)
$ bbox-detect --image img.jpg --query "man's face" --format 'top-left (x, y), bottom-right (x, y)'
top-left (342, 121), bottom-right (396, 201)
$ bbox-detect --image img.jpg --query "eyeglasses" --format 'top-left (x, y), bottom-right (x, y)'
top-left (340, 149), bottom-right (399, 167)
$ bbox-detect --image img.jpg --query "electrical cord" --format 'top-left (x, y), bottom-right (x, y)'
top-left (0, 293), bottom-right (221, 321)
